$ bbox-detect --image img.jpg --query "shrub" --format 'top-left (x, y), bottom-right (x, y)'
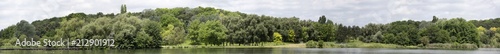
top-left (306, 40), bottom-right (318, 48)
top-left (318, 40), bottom-right (324, 48)
top-left (426, 43), bottom-right (478, 49)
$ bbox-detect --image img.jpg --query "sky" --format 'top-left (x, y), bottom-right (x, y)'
top-left (1, 0), bottom-right (500, 29)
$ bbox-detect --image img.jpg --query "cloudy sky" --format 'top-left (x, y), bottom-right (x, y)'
top-left (1, 0), bottom-right (500, 29)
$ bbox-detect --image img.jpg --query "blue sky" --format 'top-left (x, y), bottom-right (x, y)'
top-left (1, 0), bottom-right (500, 29)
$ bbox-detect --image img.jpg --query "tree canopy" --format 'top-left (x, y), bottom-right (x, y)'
top-left (1, 6), bottom-right (500, 48)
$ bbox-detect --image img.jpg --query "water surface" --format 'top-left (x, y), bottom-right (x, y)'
top-left (1, 48), bottom-right (500, 54)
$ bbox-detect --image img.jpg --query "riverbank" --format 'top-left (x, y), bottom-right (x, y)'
top-left (3, 48), bottom-right (500, 54)
top-left (161, 42), bottom-right (306, 48)
top-left (1, 41), bottom-right (495, 50)
top-left (160, 43), bottom-right (481, 50)
top-left (161, 40), bottom-right (489, 50)
top-left (303, 40), bottom-right (491, 50)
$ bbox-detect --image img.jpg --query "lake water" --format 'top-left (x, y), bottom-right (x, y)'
top-left (1, 48), bottom-right (500, 54)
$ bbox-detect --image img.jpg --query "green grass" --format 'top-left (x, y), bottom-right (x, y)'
top-left (306, 40), bottom-right (479, 49)
top-left (161, 41), bottom-right (293, 49)
top-left (319, 40), bottom-right (403, 48)
top-left (0, 39), bottom-right (484, 49)
top-left (164, 40), bottom-right (480, 49)
top-left (425, 43), bottom-right (478, 49)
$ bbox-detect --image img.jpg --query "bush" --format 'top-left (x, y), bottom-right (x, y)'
top-left (426, 43), bottom-right (478, 49)
top-left (318, 40), bottom-right (324, 48)
top-left (274, 41), bottom-right (284, 45)
top-left (306, 40), bottom-right (325, 48)
top-left (306, 40), bottom-right (318, 48)
top-left (334, 40), bottom-right (401, 48)
top-left (190, 42), bottom-right (201, 45)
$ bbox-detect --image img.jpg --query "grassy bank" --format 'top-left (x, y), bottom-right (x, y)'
top-left (1, 41), bottom-right (492, 50)
top-left (306, 40), bottom-right (407, 48)
top-left (161, 42), bottom-right (306, 48)
top-left (425, 43), bottom-right (478, 49)
top-left (304, 40), bottom-right (487, 49)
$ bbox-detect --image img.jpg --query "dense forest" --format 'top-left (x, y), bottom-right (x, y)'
top-left (1, 5), bottom-right (500, 48)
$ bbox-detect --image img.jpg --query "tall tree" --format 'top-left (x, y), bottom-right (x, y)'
top-left (432, 16), bottom-right (438, 23)
top-left (199, 20), bottom-right (228, 45)
top-left (439, 18), bottom-right (479, 44)
top-left (188, 19), bottom-right (202, 45)
top-left (121, 4), bottom-right (127, 14)
top-left (15, 20), bottom-right (36, 38)
top-left (318, 15), bottom-right (326, 24)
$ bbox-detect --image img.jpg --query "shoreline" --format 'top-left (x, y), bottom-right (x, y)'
top-left (0, 47), bottom-right (82, 50)
top-left (161, 43), bottom-right (307, 48)
top-left (0, 43), bottom-right (492, 50)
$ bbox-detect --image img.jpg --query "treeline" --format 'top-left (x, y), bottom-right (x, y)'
top-left (2, 5), bottom-right (500, 48)
top-left (355, 16), bottom-right (500, 47)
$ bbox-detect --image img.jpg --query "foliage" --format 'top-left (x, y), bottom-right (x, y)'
top-left (199, 20), bottom-right (227, 45)
top-left (3, 6), bottom-right (500, 49)
top-left (288, 30), bottom-right (296, 42)
top-left (121, 4), bottom-right (127, 14)
top-left (306, 40), bottom-right (318, 48)
top-left (420, 36), bottom-right (430, 46)
top-left (318, 40), bottom-right (324, 48)
top-left (79, 14), bottom-right (162, 48)
top-left (425, 43), bottom-right (478, 49)
top-left (273, 32), bottom-right (283, 42)
top-left (160, 13), bottom-right (186, 45)
top-left (188, 19), bottom-right (202, 45)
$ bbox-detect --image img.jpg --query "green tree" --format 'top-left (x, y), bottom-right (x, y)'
top-left (79, 14), bottom-right (162, 48)
top-left (0, 26), bottom-right (16, 39)
top-left (491, 33), bottom-right (500, 46)
top-left (432, 16), bottom-right (438, 23)
top-left (164, 27), bottom-right (186, 45)
top-left (435, 30), bottom-right (451, 43)
top-left (140, 9), bottom-right (160, 21)
top-left (315, 16), bottom-right (336, 42)
top-left (16, 20), bottom-right (36, 38)
top-left (300, 27), bottom-right (310, 42)
top-left (318, 15), bottom-right (326, 24)
top-left (491, 27), bottom-right (498, 33)
top-left (273, 32), bottom-right (283, 42)
top-left (199, 20), bottom-right (227, 45)
top-left (160, 14), bottom-right (183, 27)
top-left (80, 17), bottom-right (113, 39)
top-left (419, 24), bottom-right (451, 43)
top-left (369, 31), bottom-right (383, 43)
top-left (439, 18), bottom-right (479, 44)
top-left (420, 36), bottom-right (430, 46)
top-left (54, 18), bottom-right (86, 41)
top-left (477, 26), bottom-right (489, 44)
top-left (288, 29), bottom-right (296, 42)
top-left (384, 20), bottom-right (419, 45)
top-left (159, 13), bottom-right (186, 45)
top-left (382, 33), bottom-right (395, 44)
top-left (134, 30), bottom-right (153, 48)
top-left (188, 19), bottom-right (202, 45)
top-left (121, 4), bottom-right (127, 14)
